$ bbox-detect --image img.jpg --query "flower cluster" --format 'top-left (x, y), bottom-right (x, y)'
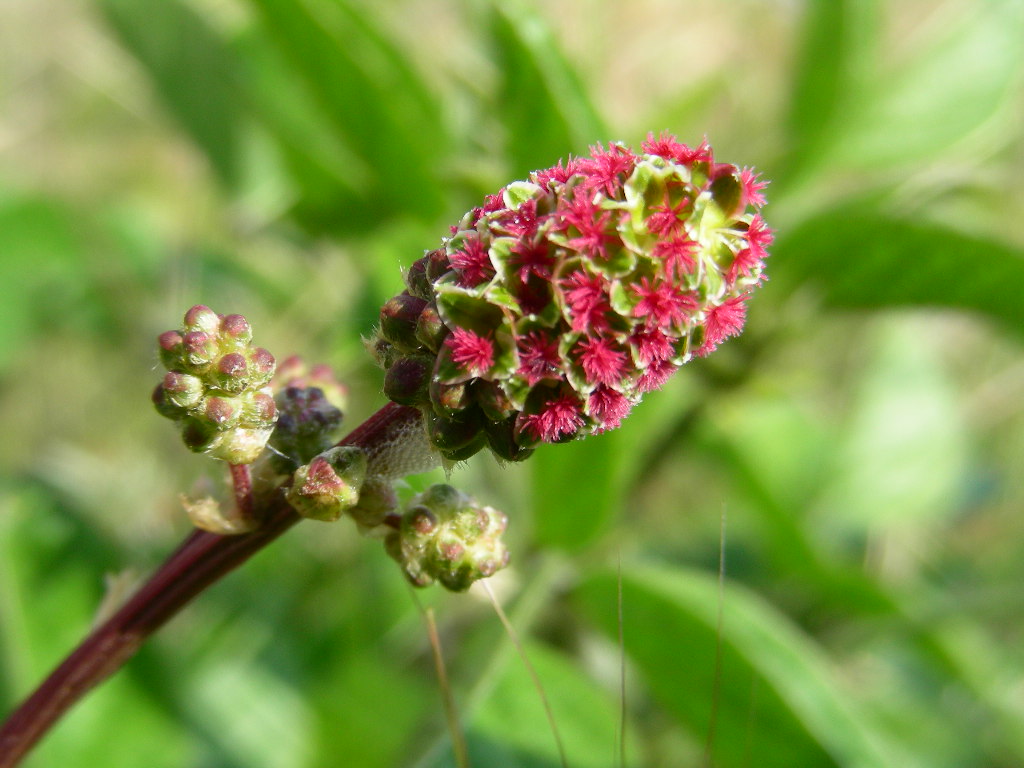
top-left (373, 133), bottom-right (772, 461)
top-left (384, 484), bottom-right (510, 592)
top-left (269, 356), bottom-right (349, 472)
top-left (152, 305), bottom-right (278, 464)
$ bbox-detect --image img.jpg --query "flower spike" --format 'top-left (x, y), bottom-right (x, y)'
top-left (372, 135), bottom-right (772, 461)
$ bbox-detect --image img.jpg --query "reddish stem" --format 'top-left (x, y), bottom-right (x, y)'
top-left (0, 402), bottom-right (422, 768)
top-left (228, 462), bottom-right (254, 525)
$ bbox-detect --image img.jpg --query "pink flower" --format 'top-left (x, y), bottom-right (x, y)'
top-left (637, 360), bottom-right (678, 393)
top-left (630, 327), bottom-right (674, 365)
top-left (509, 239), bottom-right (555, 282)
top-left (699, 295), bottom-right (748, 356)
top-left (588, 386), bottom-right (632, 431)
top-left (445, 328), bottom-right (495, 376)
top-left (520, 394), bottom-right (585, 442)
top-left (450, 237), bottom-right (494, 287)
top-left (517, 332), bottom-right (562, 386)
top-left (641, 131), bottom-right (711, 165)
top-left (646, 194), bottom-right (690, 238)
top-left (377, 134), bottom-right (772, 457)
top-left (533, 158), bottom-right (584, 188)
top-left (580, 143), bottom-right (636, 197)
top-left (740, 167), bottom-right (768, 208)
top-left (497, 198), bottom-right (539, 238)
top-left (746, 213), bottom-right (774, 256)
top-left (653, 236), bottom-right (698, 279)
top-left (574, 336), bottom-right (628, 386)
top-left (727, 247), bottom-right (763, 285)
top-left (562, 270), bottom-right (611, 333)
top-left (631, 277), bottom-right (698, 328)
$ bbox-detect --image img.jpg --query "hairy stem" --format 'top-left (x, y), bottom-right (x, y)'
top-left (0, 402), bottom-right (424, 768)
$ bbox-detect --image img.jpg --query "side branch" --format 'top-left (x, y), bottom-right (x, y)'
top-left (0, 402), bottom-right (422, 768)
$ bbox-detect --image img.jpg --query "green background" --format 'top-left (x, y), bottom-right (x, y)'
top-left (1, 0), bottom-right (1023, 765)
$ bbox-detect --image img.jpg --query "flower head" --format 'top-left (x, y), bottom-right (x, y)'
top-left (373, 135), bottom-right (772, 461)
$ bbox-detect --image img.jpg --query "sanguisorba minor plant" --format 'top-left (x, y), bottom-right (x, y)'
top-left (0, 133), bottom-right (771, 766)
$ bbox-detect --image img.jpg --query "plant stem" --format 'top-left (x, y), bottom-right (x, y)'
top-left (228, 462), bottom-right (255, 526)
top-left (0, 402), bottom-right (423, 768)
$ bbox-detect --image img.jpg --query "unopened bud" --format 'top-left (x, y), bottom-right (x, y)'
top-left (286, 446), bottom-right (367, 522)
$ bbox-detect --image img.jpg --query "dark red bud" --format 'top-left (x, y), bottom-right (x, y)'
top-left (426, 410), bottom-right (484, 452)
top-left (300, 457), bottom-right (344, 495)
top-left (425, 248), bottom-right (452, 282)
top-left (379, 293), bottom-right (429, 349)
top-left (439, 541), bottom-right (464, 562)
top-left (404, 257), bottom-right (432, 299)
top-left (483, 417), bottom-right (534, 462)
top-left (248, 392), bottom-right (277, 422)
top-left (439, 430), bottom-right (487, 462)
top-left (414, 304), bottom-right (446, 352)
top-left (183, 331), bottom-right (214, 355)
top-left (162, 371), bottom-right (189, 393)
top-left (709, 170), bottom-right (743, 218)
top-left (383, 356), bottom-right (431, 406)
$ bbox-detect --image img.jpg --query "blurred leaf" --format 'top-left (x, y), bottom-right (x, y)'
top-left (770, 206), bottom-right (1024, 338)
top-left (530, 431), bottom-right (623, 552)
top-left (0, 195), bottom-right (88, 371)
top-left (820, 317), bottom-right (967, 529)
top-left (0, 485), bottom-right (189, 768)
top-left (309, 649), bottom-right (433, 768)
top-left (783, 0), bottom-right (879, 184)
top-left (465, 642), bottom-right (632, 768)
top-left (832, 1), bottom-right (1023, 167)
top-left (231, 27), bottom-right (376, 234)
top-left (243, 0), bottom-right (450, 223)
top-left (97, 0), bottom-right (244, 185)
top-left (487, 0), bottom-right (606, 176)
top-left (577, 563), bottom-right (916, 768)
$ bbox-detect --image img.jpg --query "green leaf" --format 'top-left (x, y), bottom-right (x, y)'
top-left (0, 195), bottom-right (89, 372)
top-left (818, 317), bottom-right (968, 530)
top-left (770, 206), bottom-right (1024, 339)
top-left (242, 0), bottom-right (449, 221)
top-left (576, 563), bottom-right (916, 768)
top-left (831, 1), bottom-right (1023, 168)
top-left (782, 0), bottom-right (879, 184)
top-left (97, 0), bottom-right (244, 185)
top-left (487, 0), bottom-right (606, 176)
top-left (469, 642), bottom-right (635, 768)
top-left (529, 430), bottom-right (623, 552)
top-left (231, 27), bottom-right (376, 234)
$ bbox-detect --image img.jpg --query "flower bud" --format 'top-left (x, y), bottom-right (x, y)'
top-left (269, 385), bottom-right (344, 471)
top-left (382, 355), bottom-right (432, 406)
top-left (379, 293), bottom-right (429, 350)
top-left (183, 304), bottom-right (220, 334)
top-left (286, 446), bottom-right (368, 522)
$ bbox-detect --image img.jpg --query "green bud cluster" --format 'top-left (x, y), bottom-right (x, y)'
top-left (286, 446), bottom-right (367, 522)
top-left (385, 484), bottom-right (510, 592)
top-left (153, 305), bottom-right (278, 464)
